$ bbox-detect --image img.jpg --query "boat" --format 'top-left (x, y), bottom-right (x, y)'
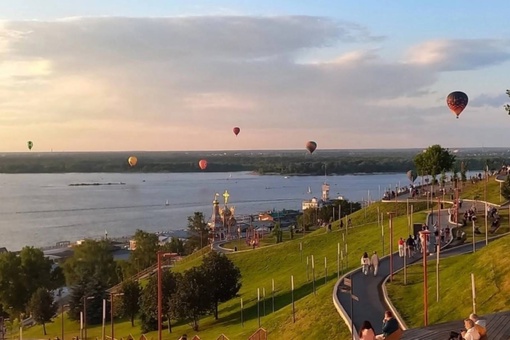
top-left (307, 186), bottom-right (312, 194)
top-left (165, 200), bottom-right (169, 206)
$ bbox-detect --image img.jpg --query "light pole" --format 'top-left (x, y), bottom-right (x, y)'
top-left (158, 251), bottom-right (176, 340)
top-left (420, 229), bottom-right (431, 326)
top-left (387, 212), bottom-right (395, 282)
top-left (109, 292), bottom-right (124, 340)
top-left (83, 296), bottom-right (95, 340)
top-left (60, 304), bottom-right (69, 340)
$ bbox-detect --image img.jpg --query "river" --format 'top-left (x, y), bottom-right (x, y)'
top-left (0, 171), bottom-right (453, 250)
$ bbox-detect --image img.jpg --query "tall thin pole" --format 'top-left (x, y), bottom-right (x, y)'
top-left (472, 220), bottom-right (476, 253)
top-left (337, 243), bottom-right (340, 280)
top-left (291, 276), bottom-right (295, 323)
top-left (102, 299), bottom-right (106, 340)
top-left (271, 279), bottom-right (275, 313)
top-left (61, 304), bottom-right (65, 340)
top-left (299, 242), bottom-right (303, 262)
top-left (388, 212), bottom-right (395, 282)
top-left (485, 201), bottom-right (488, 246)
top-left (471, 273), bottom-right (476, 314)
top-left (110, 293), bottom-right (114, 340)
top-left (311, 255), bottom-right (316, 295)
top-left (84, 296), bottom-right (87, 340)
top-left (257, 288), bottom-right (261, 327)
top-left (420, 230), bottom-right (430, 326)
top-left (324, 257), bottom-right (327, 284)
top-left (306, 256), bottom-right (309, 281)
top-left (240, 298), bottom-right (244, 327)
top-left (381, 213), bottom-right (384, 256)
top-left (157, 252), bottom-right (162, 340)
top-left (350, 275), bottom-right (354, 340)
top-left (436, 245), bottom-right (440, 302)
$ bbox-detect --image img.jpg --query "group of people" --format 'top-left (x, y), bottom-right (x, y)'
top-left (360, 251), bottom-right (380, 276)
top-left (358, 310), bottom-right (401, 340)
top-left (449, 313), bottom-right (487, 340)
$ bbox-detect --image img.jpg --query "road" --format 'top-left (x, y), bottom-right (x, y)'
top-left (336, 206), bottom-right (505, 335)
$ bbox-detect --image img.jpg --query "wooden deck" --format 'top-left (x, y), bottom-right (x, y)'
top-left (402, 311), bottom-right (510, 340)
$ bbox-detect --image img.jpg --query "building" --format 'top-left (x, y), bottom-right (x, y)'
top-left (208, 190), bottom-right (237, 241)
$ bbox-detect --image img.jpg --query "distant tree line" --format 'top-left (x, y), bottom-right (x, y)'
top-left (0, 150), bottom-right (509, 174)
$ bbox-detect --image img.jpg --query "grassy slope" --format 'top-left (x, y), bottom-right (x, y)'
top-left (387, 235), bottom-right (510, 328)
top-left (24, 179), bottom-right (508, 339)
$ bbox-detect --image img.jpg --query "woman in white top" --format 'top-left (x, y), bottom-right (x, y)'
top-left (361, 252), bottom-right (370, 275)
top-left (461, 318), bottom-right (480, 340)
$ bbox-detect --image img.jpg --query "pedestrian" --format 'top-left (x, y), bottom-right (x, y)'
top-left (361, 252), bottom-right (370, 275)
top-left (398, 237), bottom-right (405, 257)
top-left (359, 320), bottom-right (376, 340)
top-left (370, 251), bottom-right (379, 276)
top-left (179, 334), bottom-right (188, 340)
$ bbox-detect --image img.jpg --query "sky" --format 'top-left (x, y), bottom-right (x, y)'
top-left (1, 1), bottom-right (510, 152)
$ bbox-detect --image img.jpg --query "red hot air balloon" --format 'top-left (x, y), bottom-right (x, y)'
top-left (446, 91), bottom-right (468, 119)
top-left (306, 141), bottom-right (317, 154)
top-left (233, 127), bottom-right (240, 136)
top-left (199, 159), bottom-right (208, 170)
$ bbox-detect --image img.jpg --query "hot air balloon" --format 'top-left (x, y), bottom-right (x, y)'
top-left (446, 91), bottom-right (468, 119)
top-left (306, 141), bottom-right (317, 154)
top-left (128, 156), bottom-right (138, 167)
top-left (233, 127), bottom-right (240, 136)
top-left (199, 159), bottom-right (208, 170)
top-left (406, 170), bottom-right (417, 183)
top-left (27, 141), bottom-right (33, 150)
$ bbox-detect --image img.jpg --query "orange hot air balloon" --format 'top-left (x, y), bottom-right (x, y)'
top-left (127, 156), bottom-right (138, 167)
top-left (306, 141), bottom-right (317, 154)
top-left (233, 127), bottom-right (240, 136)
top-left (199, 159), bottom-right (208, 170)
top-left (446, 91), bottom-right (468, 119)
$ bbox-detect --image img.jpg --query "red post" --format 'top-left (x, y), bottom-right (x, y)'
top-left (110, 293), bottom-right (114, 340)
top-left (388, 212), bottom-right (395, 282)
top-left (420, 230), bottom-right (431, 326)
top-left (157, 252), bottom-right (162, 340)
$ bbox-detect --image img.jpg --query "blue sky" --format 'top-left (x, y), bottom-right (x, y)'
top-left (0, 1), bottom-right (509, 151)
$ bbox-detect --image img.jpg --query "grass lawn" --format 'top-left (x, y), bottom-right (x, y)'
top-left (386, 235), bottom-right (510, 328)
top-left (21, 195), bottom-right (503, 340)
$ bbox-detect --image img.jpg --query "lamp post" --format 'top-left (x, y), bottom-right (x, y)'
top-left (82, 296), bottom-right (96, 340)
top-left (420, 229), bottom-right (431, 326)
top-left (109, 292), bottom-right (124, 340)
top-left (60, 304), bottom-right (69, 340)
top-left (387, 212), bottom-right (395, 282)
top-left (157, 251), bottom-right (176, 340)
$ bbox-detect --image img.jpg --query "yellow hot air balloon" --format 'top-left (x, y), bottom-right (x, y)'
top-left (128, 156), bottom-right (138, 167)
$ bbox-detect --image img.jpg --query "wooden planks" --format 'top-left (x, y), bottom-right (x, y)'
top-left (401, 311), bottom-right (510, 340)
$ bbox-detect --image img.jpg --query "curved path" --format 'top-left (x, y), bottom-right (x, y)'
top-left (335, 203), bottom-right (508, 337)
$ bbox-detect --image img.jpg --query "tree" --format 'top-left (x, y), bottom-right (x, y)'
top-left (0, 252), bottom-right (27, 314)
top-left (414, 145), bottom-right (456, 183)
top-left (63, 239), bottom-right (118, 287)
top-left (200, 252), bottom-right (241, 320)
top-left (120, 280), bottom-right (141, 327)
top-left (186, 212), bottom-right (209, 252)
top-left (272, 222), bottom-right (283, 243)
top-left (170, 268), bottom-right (209, 331)
top-left (160, 237), bottom-right (186, 256)
top-left (501, 174), bottom-right (510, 201)
top-left (67, 277), bottom-right (109, 325)
top-left (138, 271), bottom-right (178, 333)
top-left (130, 230), bottom-right (160, 272)
top-left (28, 288), bottom-right (57, 335)
top-left (460, 161), bottom-right (467, 184)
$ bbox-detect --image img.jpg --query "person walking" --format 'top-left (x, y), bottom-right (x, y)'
top-left (370, 251), bottom-right (379, 276)
top-left (361, 252), bottom-right (370, 275)
top-left (398, 237), bottom-right (405, 257)
top-left (359, 320), bottom-right (376, 340)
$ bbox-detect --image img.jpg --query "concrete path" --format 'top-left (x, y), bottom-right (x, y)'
top-left (335, 205), bottom-right (504, 336)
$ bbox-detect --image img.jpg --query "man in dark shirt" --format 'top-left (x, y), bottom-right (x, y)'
top-left (376, 310), bottom-right (399, 339)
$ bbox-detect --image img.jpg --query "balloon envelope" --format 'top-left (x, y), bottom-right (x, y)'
top-left (27, 141), bottom-right (33, 150)
top-left (306, 141), bottom-right (317, 154)
top-left (233, 127), bottom-right (240, 136)
top-left (406, 170), bottom-right (417, 183)
top-left (446, 91), bottom-right (468, 118)
top-left (128, 156), bottom-right (138, 167)
top-left (199, 159), bottom-right (208, 170)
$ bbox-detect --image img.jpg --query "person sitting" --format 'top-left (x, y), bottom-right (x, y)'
top-left (359, 320), bottom-right (376, 340)
top-left (460, 318), bottom-right (480, 340)
top-left (469, 313), bottom-right (487, 340)
top-left (375, 310), bottom-right (400, 340)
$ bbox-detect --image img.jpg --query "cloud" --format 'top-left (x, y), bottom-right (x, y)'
top-left (470, 92), bottom-right (510, 108)
top-left (0, 16), bottom-right (509, 151)
top-left (405, 39), bottom-right (510, 71)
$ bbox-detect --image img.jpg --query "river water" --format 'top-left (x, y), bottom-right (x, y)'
top-left (0, 171), bottom-right (431, 250)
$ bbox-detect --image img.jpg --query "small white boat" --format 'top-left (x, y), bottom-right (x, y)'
top-left (307, 186), bottom-right (312, 194)
top-left (165, 200), bottom-right (169, 206)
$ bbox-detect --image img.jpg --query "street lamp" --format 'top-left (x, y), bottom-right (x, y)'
top-left (419, 229), bottom-right (431, 326)
top-left (109, 292), bottom-right (124, 340)
top-left (158, 251), bottom-right (177, 340)
top-left (83, 296), bottom-right (95, 340)
top-left (60, 304), bottom-right (69, 340)
top-left (387, 212), bottom-right (395, 282)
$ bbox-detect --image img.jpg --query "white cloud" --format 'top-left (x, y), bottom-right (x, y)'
top-left (0, 16), bottom-right (509, 151)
